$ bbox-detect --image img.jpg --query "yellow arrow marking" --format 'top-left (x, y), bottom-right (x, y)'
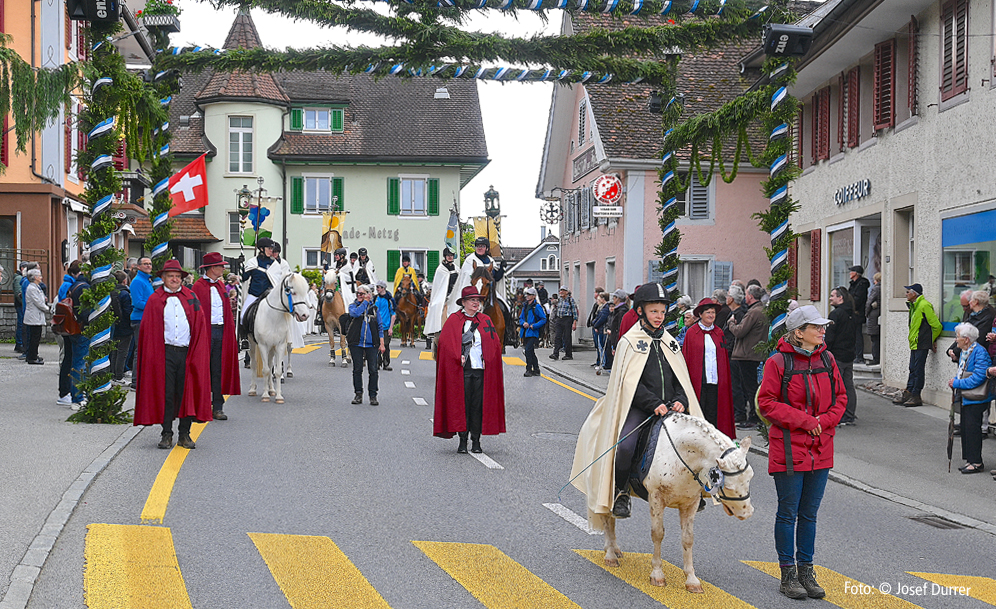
top-left (415, 541), bottom-right (581, 608)
top-left (292, 344), bottom-right (323, 354)
top-left (140, 422), bottom-right (208, 524)
top-left (250, 533), bottom-right (391, 609)
top-left (419, 351), bottom-right (434, 361)
top-left (503, 356), bottom-right (526, 366)
top-left (909, 572), bottom-right (996, 605)
top-left (578, 549), bottom-right (756, 608)
top-left (84, 524), bottom-right (192, 609)
top-left (744, 561), bottom-right (925, 608)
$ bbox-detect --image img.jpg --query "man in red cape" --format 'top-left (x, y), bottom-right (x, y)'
top-left (192, 252), bottom-right (241, 420)
top-left (681, 298), bottom-right (736, 438)
top-left (134, 259), bottom-right (212, 449)
top-left (434, 286), bottom-right (506, 453)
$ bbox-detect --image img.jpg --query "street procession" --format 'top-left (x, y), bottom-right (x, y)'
top-left (2, 0), bottom-right (996, 607)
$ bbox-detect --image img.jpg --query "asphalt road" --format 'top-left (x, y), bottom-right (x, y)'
top-left (26, 341), bottom-right (996, 608)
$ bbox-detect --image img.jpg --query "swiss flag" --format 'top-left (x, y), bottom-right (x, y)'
top-left (168, 153), bottom-right (209, 216)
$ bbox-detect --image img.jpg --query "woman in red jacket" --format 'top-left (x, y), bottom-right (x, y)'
top-left (758, 305), bottom-right (846, 601)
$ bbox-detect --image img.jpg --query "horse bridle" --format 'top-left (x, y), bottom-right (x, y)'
top-left (661, 415), bottom-right (751, 503)
top-left (268, 275), bottom-right (309, 314)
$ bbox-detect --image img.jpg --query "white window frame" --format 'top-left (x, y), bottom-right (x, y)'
top-left (302, 173), bottom-right (335, 215)
top-left (678, 256), bottom-right (713, 302)
top-left (400, 249), bottom-right (428, 275)
top-left (302, 248), bottom-right (331, 269)
top-left (67, 101), bottom-right (80, 184)
top-left (399, 174), bottom-right (429, 217)
top-left (675, 172), bottom-right (715, 224)
top-left (228, 211), bottom-right (241, 245)
top-left (304, 108), bottom-right (330, 132)
top-left (228, 115), bottom-right (254, 175)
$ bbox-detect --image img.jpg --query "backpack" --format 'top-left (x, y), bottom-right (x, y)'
top-left (755, 349), bottom-right (836, 475)
top-left (52, 297), bottom-right (82, 336)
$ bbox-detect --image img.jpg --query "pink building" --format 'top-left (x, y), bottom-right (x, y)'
top-left (536, 14), bottom-right (773, 341)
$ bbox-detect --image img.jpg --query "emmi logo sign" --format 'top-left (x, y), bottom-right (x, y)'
top-left (95, 0), bottom-right (108, 18)
top-left (774, 34), bottom-right (790, 54)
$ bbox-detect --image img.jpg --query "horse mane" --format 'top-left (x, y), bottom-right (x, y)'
top-left (670, 413), bottom-right (737, 455)
top-left (470, 265), bottom-right (493, 283)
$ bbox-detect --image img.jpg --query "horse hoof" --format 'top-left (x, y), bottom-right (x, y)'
top-left (604, 558), bottom-right (620, 568)
top-left (269, 390), bottom-right (276, 396)
top-left (275, 398), bottom-right (285, 404)
top-left (614, 549), bottom-right (623, 558)
top-left (685, 583), bottom-right (704, 594)
top-left (280, 378), bottom-right (285, 384)
top-left (650, 575), bottom-right (667, 588)
top-left (247, 390), bottom-right (257, 397)
top-left (286, 372), bottom-right (294, 378)
top-left (340, 362), bottom-right (347, 368)
top-left (261, 396), bottom-right (270, 402)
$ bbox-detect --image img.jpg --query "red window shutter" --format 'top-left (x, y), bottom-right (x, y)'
top-left (77, 129), bottom-right (86, 180)
top-left (810, 229), bottom-right (822, 302)
top-left (64, 109), bottom-right (72, 174)
top-left (788, 239), bottom-right (798, 293)
top-left (810, 95), bottom-right (818, 164)
top-left (0, 0), bottom-right (5, 34)
top-left (65, 9), bottom-right (71, 50)
top-left (954, 0), bottom-right (968, 95)
top-left (113, 140), bottom-right (127, 170)
top-left (941, 0), bottom-right (969, 100)
top-left (847, 67), bottom-right (860, 148)
top-left (837, 73), bottom-right (845, 152)
top-left (795, 109), bottom-right (803, 168)
top-left (77, 21), bottom-right (87, 61)
top-left (873, 39), bottom-right (896, 130)
top-left (819, 87), bottom-right (830, 160)
top-left (909, 16), bottom-right (919, 115)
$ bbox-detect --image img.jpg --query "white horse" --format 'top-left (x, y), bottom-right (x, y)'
top-left (247, 272), bottom-right (311, 404)
top-left (603, 414), bottom-right (754, 593)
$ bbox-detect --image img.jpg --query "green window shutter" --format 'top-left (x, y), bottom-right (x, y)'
top-left (387, 178), bottom-right (400, 215)
top-left (387, 250), bottom-right (401, 280)
top-left (332, 177), bottom-right (344, 211)
top-left (331, 108), bottom-right (344, 132)
top-left (428, 178), bottom-right (440, 216)
top-left (290, 108), bottom-right (304, 131)
top-left (291, 176), bottom-right (304, 214)
top-left (426, 250), bottom-right (440, 281)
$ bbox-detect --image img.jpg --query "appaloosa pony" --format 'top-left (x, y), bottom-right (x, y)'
top-left (469, 266), bottom-right (510, 353)
top-left (320, 273), bottom-right (351, 367)
top-left (395, 273), bottom-right (421, 348)
top-left (245, 272), bottom-right (311, 404)
top-left (603, 414), bottom-right (754, 593)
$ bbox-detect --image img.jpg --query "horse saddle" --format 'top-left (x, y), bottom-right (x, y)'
top-left (239, 288), bottom-right (270, 342)
top-left (628, 415), bottom-right (667, 502)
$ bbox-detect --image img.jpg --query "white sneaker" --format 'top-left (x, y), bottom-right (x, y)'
top-left (71, 399), bottom-right (86, 411)
top-left (57, 395), bottom-right (73, 406)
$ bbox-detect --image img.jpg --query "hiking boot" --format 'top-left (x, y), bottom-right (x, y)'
top-left (562, 356), bottom-right (573, 360)
top-left (177, 433), bottom-right (196, 449)
top-left (369, 396), bottom-right (379, 406)
top-left (548, 353), bottom-right (559, 360)
top-left (903, 394), bottom-right (923, 407)
top-left (158, 433), bottom-right (174, 450)
top-left (779, 565), bottom-right (808, 600)
top-left (213, 410), bottom-right (228, 421)
top-left (471, 439), bottom-right (482, 453)
top-left (796, 564), bottom-right (826, 599)
top-left (351, 392), bottom-right (363, 404)
top-left (612, 492), bottom-right (631, 519)
top-left (457, 435), bottom-right (468, 454)
top-left (892, 390), bottom-right (912, 404)
top-left (383, 365), bottom-right (392, 371)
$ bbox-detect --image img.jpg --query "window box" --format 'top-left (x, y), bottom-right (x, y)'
top-left (142, 14), bottom-right (180, 33)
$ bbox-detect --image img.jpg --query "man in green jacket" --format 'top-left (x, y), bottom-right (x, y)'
top-left (893, 283), bottom-right (942, 406)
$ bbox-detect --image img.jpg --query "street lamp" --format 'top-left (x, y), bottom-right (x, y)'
top-left (483, 185), bottom-right (500, 219)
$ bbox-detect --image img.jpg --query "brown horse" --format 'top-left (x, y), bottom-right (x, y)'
top-left (395, 273), bottom-right (422, 348)
top-left (469, 266), bottom-right (510, 354)
top-left (320, 274), bottom-right (351, 367)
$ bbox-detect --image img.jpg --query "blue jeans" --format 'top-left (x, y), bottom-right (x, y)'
top-left (594, 332), bottom-right (606, 367)
top-left (906, 349), bottom-right (930, 395)
top-left (15, 303), bottom-right (24, 349)
top-left (69, 334), bottom-right (90, 402)
top-left (773, 468), bottom-right (830, 566)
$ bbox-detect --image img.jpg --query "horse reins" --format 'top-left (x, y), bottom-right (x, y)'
top-left (267, 276), bottom-right (309, 314)
top-left (661, 416), bottom-right (751, 503)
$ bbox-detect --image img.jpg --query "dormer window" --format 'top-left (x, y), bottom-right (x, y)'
top-left (290, 107), bottom-right (345, 133)
top-left (305, 109), bottom-right (329, 131)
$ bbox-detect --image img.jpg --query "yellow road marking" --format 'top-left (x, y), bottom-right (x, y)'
top-left (909, 572), bottom-right (996, 605)
top-left (292, 344), bottom-right (324, 354)
top-left (744, 561), bottom-right (925, 608)
top-left (140, 422), bottom-right (208, 524)
top-left (84, 524), bottom-right (192, 609)
top-left (419, 351), bottom-right (434, 360)
top-left (415, 541), bottom-right (581, 608)
top-left (250, 533), bottom-right (391, 609)
top-left (542, 375), bottom-right (597, 401)
top-left (390, 349), bottom-right (401, 358)
top-left (578, 549), bottom-right (755, 608)
top-left (503, 356), bottom-right (526, 366)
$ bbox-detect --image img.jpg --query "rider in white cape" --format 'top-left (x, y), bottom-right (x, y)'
top-left (570, 284), bottom-right (703, 532)
top-left (425, 246), bottom-right (462, 336)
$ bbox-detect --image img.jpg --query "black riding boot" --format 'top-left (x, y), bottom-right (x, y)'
top-left (612, 490), bottom-right (631, 519)
top-left (457, 433), bottom-right (469, 454)
top-left (470, 436), bottom-right (482, 454)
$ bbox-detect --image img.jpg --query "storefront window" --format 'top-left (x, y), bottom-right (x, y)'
top-left (941, 208), bottom-right (996, 332)
top-left (829, 227), bottom-right (854, 297)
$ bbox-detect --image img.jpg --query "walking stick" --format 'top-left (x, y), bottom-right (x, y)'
top-left (947, 388), bottom-right (956, 473)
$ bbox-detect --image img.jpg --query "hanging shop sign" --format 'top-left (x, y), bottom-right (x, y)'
top-left (592, 205), bottom-right (623, 218)
top-left (593, 174), bottom-right (623, 205)
top-left (66, 0), bottom-right (120, 22)
top-left (834, 179), bottom-right (871, 206)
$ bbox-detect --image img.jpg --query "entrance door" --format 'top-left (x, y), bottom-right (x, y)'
top-left (0, 216), bottom-right (15, 295)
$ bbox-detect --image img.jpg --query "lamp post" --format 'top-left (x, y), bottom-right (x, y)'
top-left (483, 185), bottom-right (501, 257)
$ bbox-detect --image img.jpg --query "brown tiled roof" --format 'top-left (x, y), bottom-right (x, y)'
top-left (574, 13), bottom-right (756, 161)
top-left (223, 9), bottom-right (263, 50)
top-left (132, 215), bottom-right (221, 243)
top-left (195, 10), bottom-right (288, 106)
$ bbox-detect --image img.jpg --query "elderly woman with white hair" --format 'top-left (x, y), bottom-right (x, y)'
top-left (948, 322), bottom-right (993, 474)
top-left (23, 269), bottom-right (48, 365)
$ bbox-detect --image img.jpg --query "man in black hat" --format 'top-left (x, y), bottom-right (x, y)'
top-left (848, 265), bottom-right (870, 364)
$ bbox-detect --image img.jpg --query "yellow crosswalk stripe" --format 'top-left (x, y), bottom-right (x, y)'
top-left (578, 549), bottom-right (755, 608)
top-left (744, 561), bottom-right (925, 608)
top-left (249, 533), bottom-right (391, 609)
top-left (419, 351), bottom-right (434, 360)
top-left (140, 422), bottom-right (208, 524)
top-left (84, 523), bottom-right (193, 609)
top-left (909, 572), bottom-right (996, 605)
top-left (503, 356), bottom-right (526, 366)
top-left (390, 349), bottom-right (401, 358)
top-left (415, 541), bottom-right (581, 608)
top-left (292, 344), bottom-right (324, 354)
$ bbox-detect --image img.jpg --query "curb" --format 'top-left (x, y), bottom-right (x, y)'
top-left (0, 425), bottom-right (142, 609)
top-left (540, 362), bottom-right (996, 538)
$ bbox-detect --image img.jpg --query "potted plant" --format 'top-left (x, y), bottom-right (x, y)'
top-left (136, 0), bottom-right (181, 33)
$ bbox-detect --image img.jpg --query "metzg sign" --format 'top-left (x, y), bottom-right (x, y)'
top-left (67, 0), bottom-right (120, 22)
top-left (834, 179), bottom-right (871, 206)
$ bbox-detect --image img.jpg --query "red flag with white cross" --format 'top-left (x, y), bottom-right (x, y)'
top-left (167, 153), bottom-right (209, 216)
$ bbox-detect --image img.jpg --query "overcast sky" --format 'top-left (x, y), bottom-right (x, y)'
top-left (173, 3), bottom-right (561, 248)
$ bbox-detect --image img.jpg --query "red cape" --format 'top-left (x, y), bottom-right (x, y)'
top-left (192, 278), bottom-right (241, 396)
top-left (433, 311), bottom-right (506, 438)
top-left (618, 307), bottom-right (639, 339)
top-left (134, 286), bottom-right (213, 426)
top-left (681, 323), bottom-right (736, 438)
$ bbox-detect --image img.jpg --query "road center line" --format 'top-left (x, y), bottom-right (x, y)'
top-left (141, 422), bottom-right (209, 524)
top-left (542, 503), bottom-right (602, 535)
top-left (401, 360), bottom-right (411, 365)
top-left (541, 375), bottom-right (597, 401)
top-left (413, 397), bottom-right (428, 406)
top-left (401, 369), bottom-right (411, 375)
top-left (470, 452), bottom-right (505, 470)
top-left (405, 381), bottom-right (416, 388)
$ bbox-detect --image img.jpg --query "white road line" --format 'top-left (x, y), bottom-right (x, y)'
top-left (405, 381), bottom-right (416, 388)
top-left (470, 452), bottom-right (504, 470)
top-left (402, 360), bottom-right (411, 365)
top-left (401, 369), bottom-right (411, 375)
top-left (542, 502), bottom-right (603, 535)
top-left (413, 397), bottom-right (428, 406)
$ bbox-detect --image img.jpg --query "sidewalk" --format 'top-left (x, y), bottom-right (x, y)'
top-left (535, 344), bottom-right (996, 535)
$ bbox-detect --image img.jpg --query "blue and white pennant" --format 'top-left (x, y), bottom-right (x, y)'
top-left (90, 235), bottom-right (112, 256)
top-left (91, 264), bottom-right (113, 284)
top-left (151, 241), bottom-right (170, 259)
top-left (89, 296), bottom-right (111, 323)
top-left (770, 219), bottom-right (789, 247)
top-left (92, 194), bottom-right (113, 218)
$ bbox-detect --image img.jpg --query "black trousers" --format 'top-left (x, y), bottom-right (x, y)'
top-left (380, 331), bottom-right (392, 367)
top-left (25, 325), bottom-right (42, 362)
top-left (615, 407), bottom-right (647, 491)
top-left (461, 369), bottom-right (484, 440)
top-left (210, 326), bottom-right (225, 408)
top-left (111, 328), bottom-right (131, 380)
top-left (960, 400), bottom-right (989, 464)
top-left (732, 359), bottom-right (761, 423)
top-left (164, 345), bottom-right (193, 436)
top-left (59, 336), bottom-right (74, 397)
top-left (700, 383), bottom-right (719, 428)
top-left (349, 345), bottom-right (379, 396)
top-left (553, 317), bottom-right (573, 357)
top-left (523, 336), bottom-right (539, 373)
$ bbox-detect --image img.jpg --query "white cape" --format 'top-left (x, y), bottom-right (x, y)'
top-left (425, 262), bottom-right (461, 335)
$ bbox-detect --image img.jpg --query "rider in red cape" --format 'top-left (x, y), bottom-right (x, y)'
top-left (434, 286), bottom-right (506, 453)
top-left (682, 298), bottom-right (736, 438)
top-left (192, 252), bottom-right (241, 421)
top-left (134, 260), bottom-right (212, 446)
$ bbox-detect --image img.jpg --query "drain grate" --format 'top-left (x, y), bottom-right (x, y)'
top-left (908, 515), bottom-right (966, 530)
top-left (533, 432), bottom-right (579, 442)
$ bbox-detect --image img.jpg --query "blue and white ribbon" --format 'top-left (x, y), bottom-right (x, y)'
top-left (770, 219), bottom-right (789, 246)
top-left (770, 154), bottom-right (787, 178)
top-left (153, 212), bottom-right (170, 229)
top-left (596, 74), bottom-right (613, 84)
top-left (580, 72), bottom-right (593, 83)
top-left (153, 179), bottom-right (169, 198)
top-left (626, 77), bottom-right (645, 84)
top-left (527, 0), bottom-right (542, 8)
top-left (689, 0), bottom-right (699, 12)
top-left (660, 0), bottom-right (671, 14)
top-left (493, 67), bottom-right (510, 81)
top-left (630, 0), bottom-right (643, 14)
top-left (91, 77), bottom-right (113, 96)
top-left (662, 151), bottom-right (672, 165)
top-left (454, 66), bottom-right (469, 78)
top-left (473, 0), bottom-right (487, 7)
top-left (160, 96), bottom-right (172, 105)
top-left (91, 155), bottom-right (113, 172)
top-left (661, 266), bottom-right (678, 282)
top-left (93, 194), bottom-right (113, 218)
top-left (171, 46), bottom-right (183, 55)
top-left (662, 220), bottom-right (677, 238)
top-left (553, 0), bottom-right (569, 7)
top-left (474, 67), bottom-right (488, 79)
top-left (90, 327), bottom-right (112, 349)
top-left (90, 296), bottom-right (111, 322)
top-left (152, 277), bottom-right (164, 288)
top-left (90, 235), bottom-right (112, 256)
top-left (91, 355), bottom-right (110, 376)
top-left (602, 0), bottom-right (619, 12)
top-left (516, 70), bottom-right (530, 81)
top-left (364, 63), bottom-right (379, 73)
top-left (154, 70), bottom-right (169, 82)
top-left (770, 249), bottom-right (788, 273)
top-left (92, 36), bottom-right (112, 52)
top-left (771, 86), bottom-right (786, 110)
top-left (667, 302), bottom-right (680, 314)
top-left (770, 123), bottom-right (788, 141)
top-left (770, 185), bottom-right (788, 206)
top-left (161, 121), bottom-right (169, 133)
top-left (158, 144), bottom-right (170, 157)
top-left (662, 197), bottom-right (678, 213)
top-left (750, 4), bottom-right (769, 18)
top-left (664, 128), bottom-right (673, 142)
top-left (151, 241), bottom-right (170, 259)
top-left (665, 320), bottom-right (678, 332)
top-left (664, 281), bottom-right (678, 293)
top-left (93, 381), bottom-right (113, 394)
top-left (91, 264), bottom-right (113, 284)
top-left (717, 0), bottom-right (727, 14)
top-left (576, 0), bottom-right (589, 10)
top-left (662, 171), bottom-right (675, 189)
top-left (497, 0), bottom-right (513, 8)
top-left (557, 70), bottom-right (571, 80)
top-left (770, 63), bottom-right (789, 81)
top-left (770, 280), bottom-right (788, 301)
top-left (664, 246), bottom-right (678, 259)
top-left (770, 313), bottom-right (787, 336)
